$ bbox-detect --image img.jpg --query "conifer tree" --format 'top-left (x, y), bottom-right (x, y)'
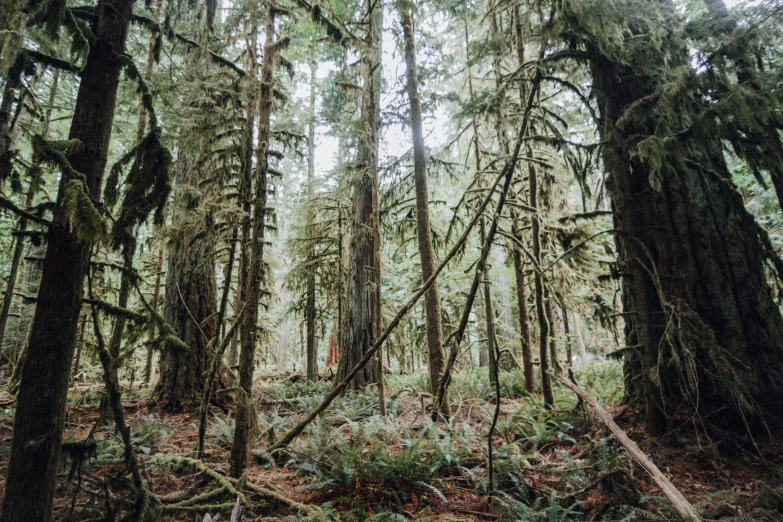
top-left (1, 1), bottom-right (139, 519)
top-left (337, 0), bottom-right (384, 391)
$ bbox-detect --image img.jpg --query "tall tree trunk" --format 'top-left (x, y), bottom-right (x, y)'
top-left (228, 265), bottom-right (243, 368)
top-left (336, 201), bottom-right (344, 365)
top-left (572, 311), bottom-right (588, 361)
top-left (574, 1), bottom-right (783, 434)
top-left (464, 16), bottom-right (487, 372)
top-left (480, 222), bottom-right (498, 385)
top-left (305, 60), bottom-right (318, 381)
top-left (229, 26), bottom-right (259, 376)
top-left (72, 312), bottom-right (87, 379)
top-left (108, 246), bottom-right (135, 359)
top-left (230, 2), bottom-right (276, 476)
top-left (512, 3), bottom-right (552, 407)
top-left (0, 71), bottom-right (58, 356)
top-left (337, 0), bottom-right (383, 392)
top-left (144, 248), bottom-right (163, 383)
top-left (512, 247), bottom-right (536, 392)
top-left (545, 291), bottom-right (561, 375)
top-left (531, 150), bottom-right (553, 407)
top-left (327, 321), bottom-right (338, 366)
top-left (104, 0), bottom-right (159, 381)
top-left (560, 302), bottom-right (572, 368)
top-left (399, 4), bottom-right (449, 413)
top-left (153, 152), bottom-right (218, 412)
top-left (0, 1), bottom-right (135, 519)
top-left (219, 228), bottom-right (238, 340)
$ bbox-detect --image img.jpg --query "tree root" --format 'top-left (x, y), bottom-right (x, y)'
top-left (228, 476), bottom-right (333, 521)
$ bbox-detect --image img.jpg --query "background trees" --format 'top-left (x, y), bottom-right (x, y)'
top-left (1, 0), bottom-right (783, 519)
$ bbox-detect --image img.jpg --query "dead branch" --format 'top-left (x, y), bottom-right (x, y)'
top-left (556, 374), bottom-right (701, 522)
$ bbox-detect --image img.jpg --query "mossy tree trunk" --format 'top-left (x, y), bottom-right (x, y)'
top-left (143, 248), bottom-right (163, 383)
top-left (530, 149), bottom-right (553, 407)
top-left (305, 60), bottom-right (318, 382)
top-left (0, 1), bottom-right (135, 519)
top-left (512, 246), bottom-right (536, 392)
top-left (153, 152), bottom-right (218, 412)
top-left (230, 1), bottom-right (276, 476)
top-left (578, 2), bottom-right (783, 434)
top-left (337, 0), bottom-right (383, 392)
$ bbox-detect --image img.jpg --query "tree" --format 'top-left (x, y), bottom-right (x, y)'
top-left (151, 0), bottom-right (236, 412)
top-left (398, 2), bottom-right (449, 413)
top-left (1, 0), bottom-right (137, 519)
top-left (336, 0), bottom-right (384, 392)
top-left (557, 0), bottom-right (783, 433)
top-left (152, 150), bottom-right (218, 412)
top-left (305, 59), bottom-right (319, 382)
top-left (230, 0), bottom-right (284, 476)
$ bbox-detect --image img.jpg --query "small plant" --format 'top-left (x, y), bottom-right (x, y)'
top-left (94, 414), bottom-right (173, 463)
top-left (207, 414), bottom-right (235, 447)
top-left (290, 417), bottom-right (452, 512)
top-left (496, 491), bottom-right (581, 521)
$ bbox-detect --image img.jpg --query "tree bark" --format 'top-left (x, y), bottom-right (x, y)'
top-left (400, 4), bottom-right (449, 413)
top-left (545, 291), bottom-right (561, 375)
top-left (305, 60), bottom-right (318, 382)
top-left (481, 222), bottom-right (498, 385)
top-left (560, 302), bottom-right (572, 368)
top-left (531, 155), bottom-right (552, 407)
top-left (572, 311), bottom-right (588, 361)
top-left (72, 312), bottom-right (87, 380)
top-left (578, 1), bottom-right (783, 433)
top-left (0, 1), bottom-right (135, 519)
top-left (153, 152), bottom-right (218, 412)
top-left (512, 247), bottom-right (535, 392)
top-left (230, 2), bottom-right (276, 476)
top-left (337, 0), bottom-right (383, 392)
top-left (108, 245), bottom-right (135, 359)
top-left (144, 248), bottom-right (163, 383)
top-left (229, 26), bottom-right (259, 374)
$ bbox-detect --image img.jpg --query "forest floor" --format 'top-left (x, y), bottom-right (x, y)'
top-left (0, 362), bottom-right (781, 521)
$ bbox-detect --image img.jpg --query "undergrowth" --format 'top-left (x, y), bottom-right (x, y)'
top-left (269, 362), bottom-right (669, 520)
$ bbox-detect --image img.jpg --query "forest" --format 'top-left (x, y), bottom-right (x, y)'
top-left (0, 0), bottom-right (782, 520)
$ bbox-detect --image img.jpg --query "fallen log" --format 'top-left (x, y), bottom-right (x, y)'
top-left (556, 374), bottom-right (701, 522)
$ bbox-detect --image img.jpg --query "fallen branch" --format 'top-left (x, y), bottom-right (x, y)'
top-left (150, 455), bottom-right (247, 504)
top-left (556, 374), bottom-right (701, 522)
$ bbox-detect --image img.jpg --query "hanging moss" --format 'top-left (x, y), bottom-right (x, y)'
top-left (309, 3), bottom-right (348, 46)
top-left (31, 135), bottom-right (109, 242)
top-left (61, 179), bottom-right (107, 242)
top-left (104, 58), bottom-right (173, 250)
top-left (13, 0), bottom-right (67, 40)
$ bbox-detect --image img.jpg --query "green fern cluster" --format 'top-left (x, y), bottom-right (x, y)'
top-left (288, 419), bottom-right (461, 513)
